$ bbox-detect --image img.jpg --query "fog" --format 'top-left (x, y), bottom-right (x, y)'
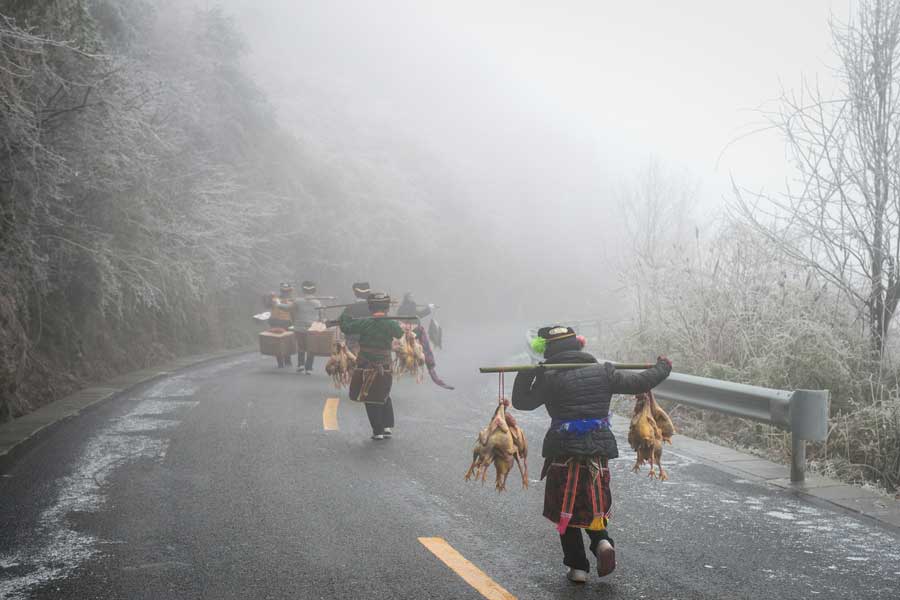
top-left (211, 0), bottom-right (847, 324)
top-left (0, 0), bottom-right (858, 384)
top-left (5, 5), bottom-right (900, 589)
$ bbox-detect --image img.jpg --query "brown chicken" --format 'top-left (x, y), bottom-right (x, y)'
top-left (464, 399), bottom-right (528, 491)
top-left (393, 329), bottom-right (426, 382)
top-left (325, 342), bottom-right (356, 388)
top-left (628, 391), bottom-right (675, 480)
top-left (650, 393), bottom-right (675, 444)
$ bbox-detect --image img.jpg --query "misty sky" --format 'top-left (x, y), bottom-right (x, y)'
top-left (205, 0), bottom-right (856, 320)
top-left (222, 0), bottom-right (849, 209)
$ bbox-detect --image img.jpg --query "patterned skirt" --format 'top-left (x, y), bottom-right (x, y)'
top-left (348, 360), bottom-right (393, 405)
top-left (542, 456), bottom-right (612, 533)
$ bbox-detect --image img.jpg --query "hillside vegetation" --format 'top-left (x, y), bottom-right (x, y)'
top-left (0, 0), bottom-right (474, 420)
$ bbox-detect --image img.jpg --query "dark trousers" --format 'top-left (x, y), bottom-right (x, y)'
top-left (268, 319), bottom-right (293, 368)
top-left (560, 527), bottom-right (613, 572)
top-left (296, 352), bottom-right (315, 370)
top-left (365, 397), bottom-right (394, 434)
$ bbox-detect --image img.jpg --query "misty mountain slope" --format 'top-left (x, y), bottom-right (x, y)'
top-left (0, 0), bottom-right (491, 421)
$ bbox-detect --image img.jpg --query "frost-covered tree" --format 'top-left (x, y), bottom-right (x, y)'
top-left (735, 0), bottom-right (900, 359)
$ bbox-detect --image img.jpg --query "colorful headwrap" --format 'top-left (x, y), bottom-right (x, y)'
top-left (535, 325), bottom-right (585, 358)
top-left (530, 336), bottom-right (547, 355)
top-left (538, 325), bottom-right (576, 342)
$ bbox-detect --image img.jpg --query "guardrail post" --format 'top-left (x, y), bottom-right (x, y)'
top-left (790, 434), bottom-right (806, 483)
top-left (788, 390), bottom-right (830, 484)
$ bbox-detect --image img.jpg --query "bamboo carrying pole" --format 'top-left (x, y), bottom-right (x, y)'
top-left (479, 362), bottom-right (654, 374)
top-left (324, 316), bottom-right (420, 327)
top-left (320, 301), bottom-right (399, 310)
top-left (371, 315), bottom-right (420, 321)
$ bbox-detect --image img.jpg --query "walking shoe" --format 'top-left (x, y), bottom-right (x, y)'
top-left (296, 366), bottom-right (305, 373)
top-left (594, 540), bottom-right (616, 577)
top-left (383, 427), bottom-right (392, 437)
top-left (371, 434), bottom-right (385, 441)
top-left (566, 568), bottom-right (588, 584)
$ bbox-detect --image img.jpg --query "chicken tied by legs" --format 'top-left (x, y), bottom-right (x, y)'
top-left (324, 341), bottom-right (356, 388)
top-left (627, 391), bottom-right (676, 480)
top-left (464, 399), bottom-right (528, 491)
top-left (393, 327), bottom-right (426, 382)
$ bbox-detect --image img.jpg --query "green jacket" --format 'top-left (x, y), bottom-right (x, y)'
top-left (339, 313), bottom-right (404, 363)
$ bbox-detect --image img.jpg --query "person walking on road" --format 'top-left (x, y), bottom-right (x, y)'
top-left (295, 280), bottom-right (322, 374)
top-left (396, 291), bottom-right (434, 318)
top-left (511, 325), bottom-right (672, 583)
top-left (338, 292), bottom-right (404, 440)
top-left (267, 282), bottom-right (297, 368)
top-left (340, 281), bottom-right (373, 354)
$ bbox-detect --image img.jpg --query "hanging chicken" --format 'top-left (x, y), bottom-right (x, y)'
top-left (393, 327), bottom-right (426, 382)
top-left (325, 341), bottom-right (356, 388)
top-left (464, 399), bottom-right (528, 491)
top-left (627, 391), bottom-right (675, 480)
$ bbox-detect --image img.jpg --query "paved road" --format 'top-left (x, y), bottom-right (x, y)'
top-left (1, 334), bottom-right (899, 599)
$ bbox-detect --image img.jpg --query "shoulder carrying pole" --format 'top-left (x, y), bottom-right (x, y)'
top-left (479, 362), bottom-right (654, 374)
top-left (320, 301), bottom-right (399, 310)
top-left (374, 315), bottom-right (420, 321)
top-left (324, 316), bottom-right (420, 327)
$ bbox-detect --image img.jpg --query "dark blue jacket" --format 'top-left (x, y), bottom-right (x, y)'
top-left (512, 351), bottom-right (671, 459)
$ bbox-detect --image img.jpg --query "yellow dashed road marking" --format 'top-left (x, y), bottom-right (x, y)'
top-left (323, 397), bottom-right (339, 431)
top-left (418, 537), bottom-right (516, 600)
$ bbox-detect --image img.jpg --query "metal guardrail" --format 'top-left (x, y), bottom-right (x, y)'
top-left (651, 372), bottom-right (829, 483)
top-left (524, 329), bottom-right (830, 483)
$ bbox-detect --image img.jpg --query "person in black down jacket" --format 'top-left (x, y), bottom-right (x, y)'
top-left (512, 325), bottom-right (671, 583)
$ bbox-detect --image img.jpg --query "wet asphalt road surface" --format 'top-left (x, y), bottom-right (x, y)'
top-left (1, 333), bottom-right (899, 599)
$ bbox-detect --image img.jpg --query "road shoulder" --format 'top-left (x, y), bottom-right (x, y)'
top-left (0, 346), bottom-right (254, 472)
top-left (633, 418), bottom-right (900, 531)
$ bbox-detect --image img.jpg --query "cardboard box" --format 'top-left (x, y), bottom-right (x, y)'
top-left (259, 330), bottom-right (297, 356)
top-left (296, 329), bottom-right (339, 356)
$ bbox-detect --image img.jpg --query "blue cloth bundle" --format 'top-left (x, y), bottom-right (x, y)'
top-left (553, 416), bottom-right (611, 436)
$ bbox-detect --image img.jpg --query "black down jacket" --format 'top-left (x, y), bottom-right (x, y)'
top-left (511, 350), bottom-right (671, 459)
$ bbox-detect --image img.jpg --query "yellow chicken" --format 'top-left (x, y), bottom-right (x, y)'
top-left (651, 395), bottom-right (676, 444)
top-left (325, 342), bottom-right (356, 388)
top-left (464, 400), bottom-right (528, 491)
top-left (628, 391), bottom-right (674, 480)
top-left (393, 329), bottom-right (425, 382)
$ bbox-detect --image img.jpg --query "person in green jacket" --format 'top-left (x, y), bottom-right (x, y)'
top-left (339, 292), bottom-right (404, 440)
